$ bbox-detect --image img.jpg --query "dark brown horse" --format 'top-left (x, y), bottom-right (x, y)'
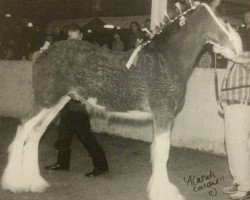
top-left (1, 3), bottom-right (240, 200)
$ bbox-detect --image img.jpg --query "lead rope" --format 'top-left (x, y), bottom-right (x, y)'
top-left (212, 54), bottom-right (226, 175)
top-left (214, 53), bottom-right (223, 111)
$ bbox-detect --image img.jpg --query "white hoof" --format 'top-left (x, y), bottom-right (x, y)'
top-left (1, 169), bottom-right (24, 193)
top-left (23, 175), bottom-right (50, 193)
top-left (1, 142), bottom-right (25, 193)
top-left (147, 177), bottom-right (185, 200)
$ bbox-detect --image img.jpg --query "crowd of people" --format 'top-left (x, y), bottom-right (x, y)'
top-left (0, 23), bottom-right (49, 61)
top-left (0, 18), bottom-right (152, 61)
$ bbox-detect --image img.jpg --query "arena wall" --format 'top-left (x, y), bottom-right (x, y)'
top-left (0, 61), bottom-right (226, 154)
top-left (0, 61), bottom-right (34, 119)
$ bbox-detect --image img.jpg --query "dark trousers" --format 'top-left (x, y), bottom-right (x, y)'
top-left (56, 101), bottom-right (108, 170)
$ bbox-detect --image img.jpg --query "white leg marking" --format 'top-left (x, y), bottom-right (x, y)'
top-left (147, 131), bottom-right (185, 200)
top-left (1, 96), bottom-right (71, 193)
top-left (22, 96), bottom-right (71, 193)
top-left (1, 126), bottom-right (26, 193)
top-left (1, 109), bottom-right (48, 193)
top-left (22, 136), bottom-right (49, 193)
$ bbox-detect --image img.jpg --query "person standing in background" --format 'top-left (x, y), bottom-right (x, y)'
top-left (127, 21), bottom-right (145, 50)
top-left (238, 11), bottom-right (250, 52)
top-left (45, 23), bottom-right (109, 177)
top-left (112, 32), bottom-right (124, 52)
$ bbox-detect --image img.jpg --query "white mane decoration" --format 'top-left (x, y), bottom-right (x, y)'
top-left (151, 0), bottom-right (168, 32)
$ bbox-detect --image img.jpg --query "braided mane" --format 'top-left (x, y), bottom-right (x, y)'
top-left (141, 3), bottom-right (199, 49)
top-left (126, 2), bottom-right (200, 68)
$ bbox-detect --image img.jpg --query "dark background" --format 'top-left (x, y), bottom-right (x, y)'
top-left (0, 0), bottom-right (250, 25)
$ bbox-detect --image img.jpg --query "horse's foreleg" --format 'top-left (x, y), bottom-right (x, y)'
top-left (147, 122), bottom-right (185, 200)
top-left (22, 95), bottom-right (71, 193)
top-left (1, 109), bottom-right (48, 193)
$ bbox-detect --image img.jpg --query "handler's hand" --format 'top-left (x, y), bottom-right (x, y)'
top-left (213, 44), bottom-right (236, 60)
top-left (212, 44), bottom-right (223, 54)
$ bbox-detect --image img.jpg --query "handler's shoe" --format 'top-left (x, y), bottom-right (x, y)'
top-left (223, 184), bottom-right (239, 194)
top-left (44, 163), bottom-right (69, 171)
top-left (229, 191), bottom-right (250, 200)
top-left (44, 149), bottom-right (71, 171)
top-left (85, 168), bottom-right (109, 177)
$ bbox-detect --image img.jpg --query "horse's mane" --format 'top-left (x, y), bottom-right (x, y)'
top-left (140, 3), bottom-right (199, 52)
top-left (135, 4), bottom-right (200, 80)
top-left (143, 8), bottom-right (196, 53)
top-left (140, 2), bottom-right (232, 54)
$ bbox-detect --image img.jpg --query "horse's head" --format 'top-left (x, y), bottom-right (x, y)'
top-left (199, 3), bottom-right (243, 55)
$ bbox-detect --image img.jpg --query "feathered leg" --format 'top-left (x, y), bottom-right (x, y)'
top-left (1, 95), bottom-right (71, 193)
top-left (147, 116), bottom-right (184, 200)
top-left (1, 109), bottom-right (48, 193)
top-left (21, 95), bottom-right (71, 193)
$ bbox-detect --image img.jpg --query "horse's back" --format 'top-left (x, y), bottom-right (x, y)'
top-left (32, 40), bottom-right (132, 108)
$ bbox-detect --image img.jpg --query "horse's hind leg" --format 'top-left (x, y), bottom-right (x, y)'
top-left (1, 109), bottom-right (48, 193)
top-left (21, 95), bottom-right (71, 193)
top-left (147, 113), bottom-right (185, 200)
top-left (1, 95), bottom-right (71, 193)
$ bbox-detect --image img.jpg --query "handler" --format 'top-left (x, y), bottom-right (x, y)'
top-left (45, 24), bottom-right (109, 177)
top-left (214, 11), bottom-right (250, 200)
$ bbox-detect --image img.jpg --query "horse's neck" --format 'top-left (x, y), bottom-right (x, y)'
top-left (166, 32), bottom-right (205, 80)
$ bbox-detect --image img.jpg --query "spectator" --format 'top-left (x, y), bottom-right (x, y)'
top-left (238, 11), bottom-right (250, 51)
top-left (112, 32), bottom-right (124, 52)
top-left (60, 25), bottom-right (69, 40)
top-left (41, 34), bottom-right (54, 50)
top-left (32, 34), bottom-right (54, 61)
top-left (53, 26), bottom-right (61, 41)
top-left (0, 32), bottom-right (6, 59)
top-left (4, 39), bottom-right (15, 60)
top-left (67, 23), bottom-right (82, 40)
top-left (127, 21), bottom-right (145, 50)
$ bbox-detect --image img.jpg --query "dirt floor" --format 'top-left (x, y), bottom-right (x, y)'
top-left (0, 117), bottom-right (234, 200)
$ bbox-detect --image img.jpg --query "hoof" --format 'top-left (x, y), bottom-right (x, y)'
top-left (148, 177), bottom-right (185, 200)
top-left (1, 154), bottom-right (24, 193)
top-left (1, 172), bottom-right (25, 193)
top-left (23, 176), bottom-right (50, 193)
